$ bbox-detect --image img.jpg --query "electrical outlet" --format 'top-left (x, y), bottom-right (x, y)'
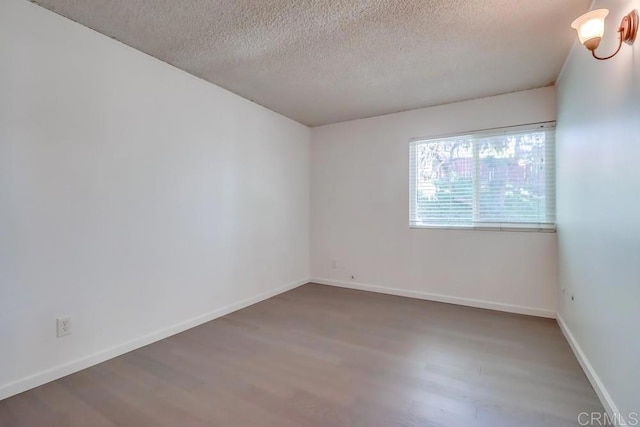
top-left (57, 317), bottom-right (72, 337)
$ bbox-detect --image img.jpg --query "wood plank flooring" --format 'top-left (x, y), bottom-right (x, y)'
top-left (0, 283), bottom-right (604, 426)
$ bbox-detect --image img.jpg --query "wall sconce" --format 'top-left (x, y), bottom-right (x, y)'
top-left (571, 8), bottom-right (638, 60)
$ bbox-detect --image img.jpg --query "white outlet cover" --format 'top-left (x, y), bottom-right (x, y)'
top-left (56, 317), bottom-right (72, 337)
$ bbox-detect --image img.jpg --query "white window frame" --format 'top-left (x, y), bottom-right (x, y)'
top-left (409, 122), bottom-right (556, 232)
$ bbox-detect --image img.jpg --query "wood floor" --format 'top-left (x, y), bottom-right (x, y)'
top-left (0, 284), bottom-right (603, 427)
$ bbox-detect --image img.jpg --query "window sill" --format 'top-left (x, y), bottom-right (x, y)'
top-left (409, 224), bottom-right (557, 233)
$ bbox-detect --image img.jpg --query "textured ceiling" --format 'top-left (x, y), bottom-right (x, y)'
top-left (34, 0), bottom-right (590, 126)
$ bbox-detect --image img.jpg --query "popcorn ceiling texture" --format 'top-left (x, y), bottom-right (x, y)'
top-left (34, 0), bottom-right (590, 126)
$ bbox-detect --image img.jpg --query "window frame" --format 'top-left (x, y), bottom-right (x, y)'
top-left (408, 121), bottom-right (556, 233)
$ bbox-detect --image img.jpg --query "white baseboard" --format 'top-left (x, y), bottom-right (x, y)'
top-left (310, 277), bottom-right (556, 319)
top-left (557, 314), bottom-right (624, 426)
top-left (0, 278), bottom-right (308, 401)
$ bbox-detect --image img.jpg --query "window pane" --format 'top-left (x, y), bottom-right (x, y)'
top-left (415, 138), bottom-right (474, 225)
top-left (477, 131), bottom-right (548, 223)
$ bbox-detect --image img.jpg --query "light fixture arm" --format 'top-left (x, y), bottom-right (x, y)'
top-left (591, 28), bottom-right (624, 60)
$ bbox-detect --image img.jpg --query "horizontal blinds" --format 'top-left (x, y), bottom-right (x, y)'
top-left (409, 122), bottom-right (555, 229)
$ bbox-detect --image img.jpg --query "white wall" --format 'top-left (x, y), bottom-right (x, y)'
top-left (0, 0), bottom-right (309, 399)
top-left (311, 87), bottom-right (558, 317)
top-left (556, 0), bottom-right (640, 419)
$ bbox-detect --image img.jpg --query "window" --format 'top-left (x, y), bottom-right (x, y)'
top-left (409, 122), bottom-right (555, 231)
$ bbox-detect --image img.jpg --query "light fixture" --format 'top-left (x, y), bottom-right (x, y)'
top-left (571, 8), bottom-right (638, 60)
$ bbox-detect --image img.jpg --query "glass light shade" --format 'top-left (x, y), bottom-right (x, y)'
top-left (571, 9), bottom-right (609, 45)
